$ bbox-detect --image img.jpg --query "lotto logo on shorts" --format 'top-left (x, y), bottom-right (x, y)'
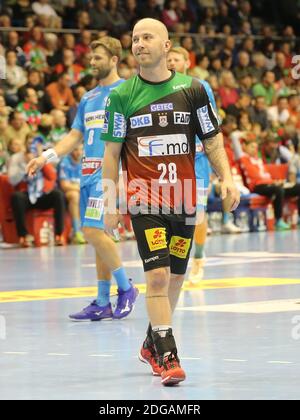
top-left (197, 105), bottom-right (215, 134)
top-left (169, 236), bottom-right (191, 259)
top-left (85, 197), bottom-right (103, 220)
top-left (145, 228), bottom-right (167, 252)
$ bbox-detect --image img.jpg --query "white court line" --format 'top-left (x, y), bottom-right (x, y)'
top-left (88, 354), bottom-right (113, 357)
top-left (181, 357), bottom-right (202, 360)
top-left (47, 353), bottom-right (70, 356)
top-left (223, 359), bottom-right (248, 362)
top-left (267, 361), bottom-right (294, 365)
top-left (3, 351), bottom-right (28, 355)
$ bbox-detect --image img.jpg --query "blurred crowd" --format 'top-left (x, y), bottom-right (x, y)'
top-left (0, 0), bottom-right (300, 243)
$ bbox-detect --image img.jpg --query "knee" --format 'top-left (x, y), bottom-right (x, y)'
top-left (147, 267), bottom-right (169, 292)
top-left (170, 274), bottom-right (185, 289)
top-left (82, 226), bottom-right (105, 243)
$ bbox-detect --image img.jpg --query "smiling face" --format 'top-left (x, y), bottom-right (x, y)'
top-left (132, 19), bottom-right (170, 69)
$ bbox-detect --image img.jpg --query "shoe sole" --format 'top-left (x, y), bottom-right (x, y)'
top-left (161, 374), bottom-right (186, 386)
top-left (138, 352), bottom-right (161, 376)
top-left (69, 317), bottom-right (113, 322)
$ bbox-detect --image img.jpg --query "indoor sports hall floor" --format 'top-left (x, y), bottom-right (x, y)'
top-left (0, 230), bottom-right (300, 400)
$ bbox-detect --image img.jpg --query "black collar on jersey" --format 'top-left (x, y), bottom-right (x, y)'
top-left (138, 70), bottom-right (176, 85)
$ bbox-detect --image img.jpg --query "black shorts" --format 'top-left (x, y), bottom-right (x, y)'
top-left (131, 214), bottom-right (195, 274)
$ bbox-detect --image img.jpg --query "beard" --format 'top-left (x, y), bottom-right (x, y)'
top-left (93, 66), bottom-right (111, 81)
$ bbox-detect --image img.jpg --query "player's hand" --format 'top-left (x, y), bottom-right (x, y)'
top-left (104, 213), bottom-right (120, 231)
top-left (26, 155), bottom-right (47, 177)
top-left (220, 180), bottom-right (240, 211)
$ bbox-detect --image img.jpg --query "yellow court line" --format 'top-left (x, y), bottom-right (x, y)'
top-left (0, 278), bottom-right (300, 303)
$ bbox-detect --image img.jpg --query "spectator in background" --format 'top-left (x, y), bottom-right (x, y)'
top-left (67, 85), bottom-right (86, 127)
top-left (12, 0), bottom-right (33, 26)
top-left (123, 0), bottom-right (139, 29)
top-left (31, 114), bottom-right (54, 155)
top-left (226, 93), bottom-right (251, 120)
top-left (89, 0), bottom-right (111, 31)
top-left (120, 32), bottom-right (132, 59)
top-left (76, 10), bottom-right (91, 30)
top-left (180, 36), bottom-right (196, 68)
top-left (218, 70), bottom-right (239, 109)
top-left (23, 26), bottom-right (48, 73)
top-left (260, 132), bottom-right (292, 164)
top-left (16, 87), bottom-right (42, 132)
top-left (249, 96), bottom-right (270, 133)
top-left (267, 96), bottom-right (290, 128)
top-left (251, 52), bottom-right (267, 84)
top-left (162, 0), bottom-right (180, 30)
top-left (0, 95), bottom-right (12, 119)
top-left (50, 109), bottom-right (68, 145)
top-left (3, 50), bottom-right (27, 107)
top-left (233, 51), bottom-right (250, 80)
top-left (4, 111), bottom-right (31, 148)
top-left (58, 146), bottom-right (86, 244)
top-left (74, 30), bottom-right (92, 63)
top-left (6, 31), bottom-right (26, 67)
top-left (0, 117), bottom-right (8, 173)
top-left (236, 136), bottom-right (300, 230)
top-left (252, 70), bottom-right (276, 106)
top-left (7, 138), bottom-right (24, 157)
top-left (138, 0), bottom-right (162, 20)
top-left (54, 49), bottom-right (83, 86)
top-left (288, 142), bottom-right (300, 184)
top-left (45, 72), bottom-right (76, 112)
top-left (107, 0), bottom-right (128, 34)
top-left (8, 135), bottom-right (65, 247)
top-left (273, 52), bottom-right (288, 81)
top-left (18, 69), bottom-right (45, 110)
top-left (237, 73), bottom-right (253, 96)
top-left (189, 53), bottom-right (210, 80)
top-left (43, 32), bottom-right (60, 68)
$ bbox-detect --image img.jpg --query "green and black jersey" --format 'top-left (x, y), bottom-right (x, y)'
top-left (102, 71), bottom-right (220, 217)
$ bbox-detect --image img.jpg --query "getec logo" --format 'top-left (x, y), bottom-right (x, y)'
top-left (174, 112), bottom-right (190, 125)
top-left (113, 112), bottom-right (126, 138)
top-left (150, 103), bottom-right (173, 112)
top-left (130, 113), bottom-right (152, 129)
top-left (197, 105), bottom-right (214, 134)
top-left (137, 134), bottom-right (189, 157)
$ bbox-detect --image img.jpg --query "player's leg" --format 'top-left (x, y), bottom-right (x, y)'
top-left (65, 190), bottom-right (86, 244)
top-left (188, 213), bottom-right (207, 284)
top-left (69, 183), bottom-right (138, 321)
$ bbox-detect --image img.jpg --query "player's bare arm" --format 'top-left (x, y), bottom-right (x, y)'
top-left (203, 132), bottom-right (240, 211)
top-left (26, 128), bottom-right (83, 177)
top-left (102, 141), bottom-right (123, 230)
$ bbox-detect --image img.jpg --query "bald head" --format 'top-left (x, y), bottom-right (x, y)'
top-left (133, 18), bottom-right (169, 41)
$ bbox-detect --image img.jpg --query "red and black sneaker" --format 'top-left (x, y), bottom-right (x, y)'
top-left (161, 352), bottom-right (186, 386)
top-left (139, 339), bottom-right (163, 376)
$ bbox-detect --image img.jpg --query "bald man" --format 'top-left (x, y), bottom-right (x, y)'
top-left (102, 18), bottom-right (240, 386)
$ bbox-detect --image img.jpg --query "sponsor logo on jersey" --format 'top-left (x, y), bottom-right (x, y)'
top-left (82, 157), bottom-right (103, 176)
top-left (113, 112), bottom-right (126, 138)
top-left (102, 111), bottom-right (110, 134)
top-left (158, 113), bottom-right (168, 127)
top-left (174, 112), bottom-right (190, 125)
top-left (137, 134), bottom-right (189, 157)
top-left (145, 228), bottom-right (167, 251)
top-left (150, 103), bottom-right (173, 112)
top-left (172, 84), bottom-right (187, 90)
top-left (169, 235), bottom-right (191, 259)
top-left (84, 110), bottom-right (105, 129)
top-left (85, 197), bottom-right (104, 220)
top-left (197, 105), bottom-right (215, 134)
top-left (130, 113), bottom-right (152, 129)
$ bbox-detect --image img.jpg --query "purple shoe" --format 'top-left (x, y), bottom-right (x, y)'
top-left (69, 301), bottom-right (113, 321)
top-left (113, 283), bottom-right (139, 319)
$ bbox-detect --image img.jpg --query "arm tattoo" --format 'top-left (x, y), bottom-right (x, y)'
top-left (203, 133), bottom-right (232, 181)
